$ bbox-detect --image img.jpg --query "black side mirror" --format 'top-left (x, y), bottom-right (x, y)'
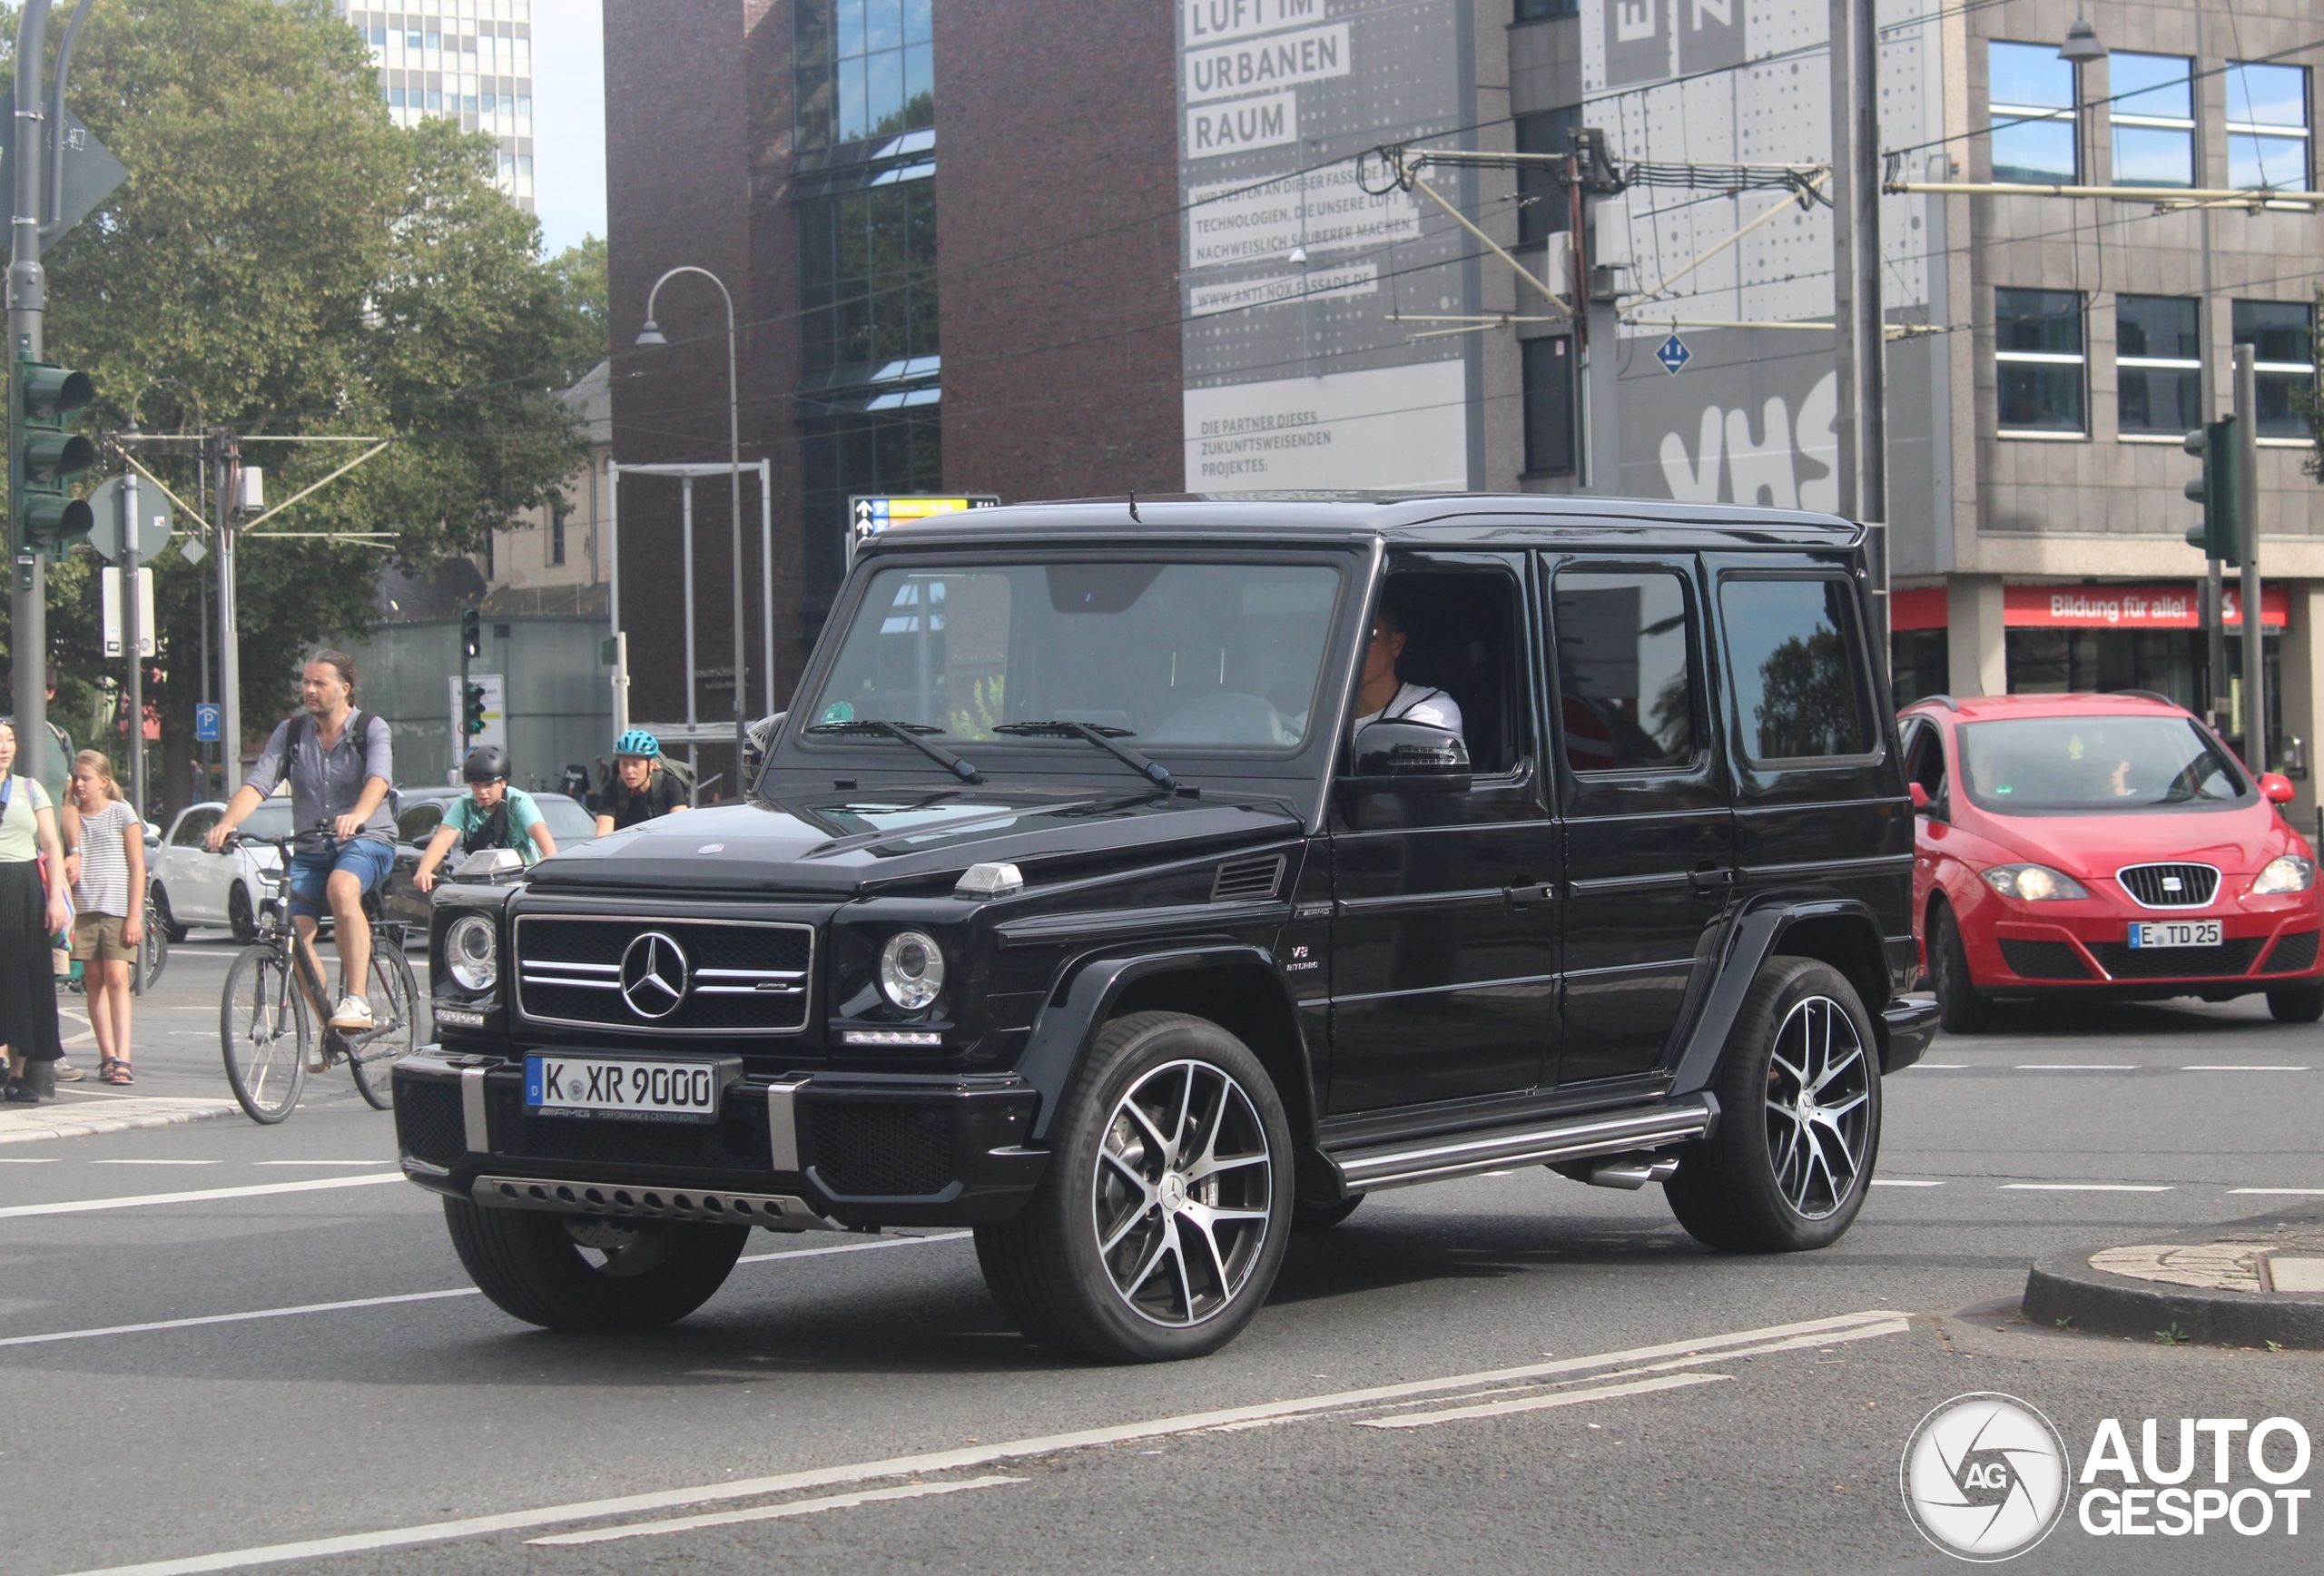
top-left (1344, 720), bottom-right (1472, 793)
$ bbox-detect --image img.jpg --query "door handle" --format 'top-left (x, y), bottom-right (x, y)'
top-left (1689, 866), bottom-right (1737, 896)
top-left (1503, 882), bottom-right (1554, 909)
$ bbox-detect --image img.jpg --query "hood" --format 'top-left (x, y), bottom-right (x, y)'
top-left (1965, 801), bottom-right (2292, 879)
top-left (526, 787), bottom-right (1301, 896)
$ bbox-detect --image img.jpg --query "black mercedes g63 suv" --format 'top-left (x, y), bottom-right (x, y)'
top-left (395, 494), bottom-right (1937, 1363)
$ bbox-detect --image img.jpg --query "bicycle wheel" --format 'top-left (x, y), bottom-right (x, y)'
top-left (350, 940), bottom-right (419, 1111)
top-left (133, 903), bottom-right (169, 996)
top-left (222, 945), bottom-right (309, 1124)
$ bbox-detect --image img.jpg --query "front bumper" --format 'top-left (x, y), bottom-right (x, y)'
top-left (391, 1053), bottom-right (1047, 1229)
top-left (1974, 911), bottom-right (2322, 991)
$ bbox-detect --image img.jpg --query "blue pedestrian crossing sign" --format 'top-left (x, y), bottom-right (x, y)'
top-left (1656, 332), bottom-right (1692, 376)
top-left (194, 703), bottom-right (222, 744)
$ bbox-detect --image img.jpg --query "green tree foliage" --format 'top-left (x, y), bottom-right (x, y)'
top-left (1750, 630), bottom-right (1867, 759)
top-left (0, 0), bottom-right (601, 803)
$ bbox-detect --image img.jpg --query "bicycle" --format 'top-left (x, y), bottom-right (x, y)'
top-left (218, 832), bottom-right (421, 1124)
top-left (132, 898), bottom-right (168, 996)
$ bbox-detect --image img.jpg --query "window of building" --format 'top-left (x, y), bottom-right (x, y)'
top-left (796, 0), bottom-right (935, 153)
top-left (2232, 300), bottom-right (2317, 443)
top-left (1988, 41), bottom-right (2078, 183)
top-left (1513, 0), bottom-right (1580, 23)
top-left (2225, 62), bottom-right (2310, 192)
top-left (2109, 52), bottom-right (2193, 188)
top-left (798, 178), bottom-right (940, 379)
top-left (549, 504), bottom-right (567, 567)
top-left (1552, 569), bottom-right (1699, 773)
top-left (1718, 578), bottom-right (1875, 762)
top-left (1515, 105), bottom-right (1578, 245)
top-left (2115, 295), bottom-right (2201, 439)
top-left (1521, 335), bottom-right (1578, 477)
top-left (1891, 628), bottom-right (1951, 708)
top-left (801, 409), bottom-right (944, 611)
top-left (1995, 288), bottom-right (2086, 437)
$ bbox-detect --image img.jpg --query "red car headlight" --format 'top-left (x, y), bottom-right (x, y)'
top-left (1981, 863), bottom-right (2092, 901)
top-left (2250, 855), bottom-right (2317, 896)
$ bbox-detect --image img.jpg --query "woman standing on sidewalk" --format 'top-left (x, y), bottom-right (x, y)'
top-left (0, 719), bottom-right (71, 1104)
top-left (68, 752), bottom-right (142, 1086)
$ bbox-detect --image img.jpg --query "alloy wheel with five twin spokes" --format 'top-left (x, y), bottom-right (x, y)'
top-left (1091, 1058), bottom-right (1274, 1328)
top-left (1761, 994), bottom-right (1872, 1221)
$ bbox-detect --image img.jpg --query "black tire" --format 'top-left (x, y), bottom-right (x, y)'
top-left (350, 942), bottom-right (420, 1111)
top-left (2267, 984), bottom-right (2324, 1024)
top-left (228, 883), bottom-right (259, 946)
top-left (442, 1198), bottom-right (749, 1333)
top-left (1931, 904), bottom-right (1992, 1034)
top-left (133, 902), bottom-right (169, 996)
top-left (150, 885), bottom-right (189, 945)
top-left (1293, 1195), bottom-right (1364, 1232)
top-left (1663, 957), bottom-right (1883, 1254)
top-left (221, 945), bottom-right (307, 1124)
top-left (974, 1011), bottom-right (1295, 1363)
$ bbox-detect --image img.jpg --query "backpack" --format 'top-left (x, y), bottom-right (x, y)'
top-left (286, 709), bottom-right (402, 822)
top-left (460, 797), bottom-right (514, 855)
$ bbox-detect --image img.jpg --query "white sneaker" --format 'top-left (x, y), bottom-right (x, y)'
top-left (330, 994), bottom-right (373, 1032)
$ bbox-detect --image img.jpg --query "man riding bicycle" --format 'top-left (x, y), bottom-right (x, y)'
top-left (207, 652), bottom-right (394, 1034)
top-left (413, 744), bottom-right (558, 893)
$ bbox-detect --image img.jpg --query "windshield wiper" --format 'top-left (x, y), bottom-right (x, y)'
top-left (804, 719), bottom-right (982, 783)
top-left (993, 720), bottom-right (1176, 792)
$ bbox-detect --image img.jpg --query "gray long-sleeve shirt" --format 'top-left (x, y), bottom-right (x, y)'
top-left (242, 709), bottom-right (396, 851)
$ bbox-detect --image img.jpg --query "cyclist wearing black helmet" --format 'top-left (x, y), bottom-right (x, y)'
top-left (412, 744), bottom-right (559, 894)
top-left (594, 728), bottom-right (688, 835)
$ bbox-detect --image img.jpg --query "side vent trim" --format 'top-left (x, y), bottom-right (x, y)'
top-left (1212, 854), bottom-right (1286, 904)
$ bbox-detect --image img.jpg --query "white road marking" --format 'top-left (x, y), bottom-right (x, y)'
top-left (2183, 1065), bottom-right (2309, 1072)
top-left (1910, 1063), bottom-right (1968, 1069)
top-left (252, 1159), bottom-right (395, 1167)
top-left (1355, 1371), bottom-right (1730, 1430)
top-left (1871, 1178), bottom-right (1945, 1187)
top-left (51, 1308), bottom-right (1907, 1576)
top-left (527, 1475), bottom-right (1027, 1547)
top-left (2014, 1064), bottom-right (2137, 1070)
top-left (0, 1157), bottom-right (60, 1163)
top-left (0, 1234), bottom-right (965, 1349)
top-left (2000, 1183), bottom-right (2173, 1193)
top-left (91, 1159), bottom-right (220, 1167)
top-left (0, 1172), bottom-right (404, 1218)
top-left (2230, 1187), bottom-right (2324, 1196)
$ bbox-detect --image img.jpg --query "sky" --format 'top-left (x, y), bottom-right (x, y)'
top-left (531, 0), bottom-right (606, 257)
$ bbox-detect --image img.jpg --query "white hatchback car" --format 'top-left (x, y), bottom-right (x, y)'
top-left (150, 799), bottom-right (292, 942)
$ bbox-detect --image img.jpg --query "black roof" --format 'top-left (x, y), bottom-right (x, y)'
top-left (861, 493), bottom-right (1863, 557)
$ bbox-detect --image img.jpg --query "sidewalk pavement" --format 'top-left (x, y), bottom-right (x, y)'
top-left (2023, 1210), bottom-right (2324, 1349)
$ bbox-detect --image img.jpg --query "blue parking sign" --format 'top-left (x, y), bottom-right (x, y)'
top-left (194, 703), bottom-right (222, 744)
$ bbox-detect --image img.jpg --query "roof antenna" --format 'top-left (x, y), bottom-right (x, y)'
top-left (1128, 490), bottom-right (1141, 523)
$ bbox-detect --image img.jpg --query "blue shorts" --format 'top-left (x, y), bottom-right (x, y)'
top-left (288, 839), bottom-right (395, 920)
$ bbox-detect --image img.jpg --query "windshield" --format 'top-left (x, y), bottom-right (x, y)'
top-left (803, 561), bottom-right (1344, 756)
top-left (241, 802), bottom-right (294, 842)
top-left (535, 795), bottom-right (597, 842)
top-left (1958, 716), bottom-right (2250, 812)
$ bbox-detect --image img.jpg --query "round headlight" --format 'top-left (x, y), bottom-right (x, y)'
top-left (445, 914), bottom-right (498, 993)
top-left (878, 930), bottom-right (946, 1011)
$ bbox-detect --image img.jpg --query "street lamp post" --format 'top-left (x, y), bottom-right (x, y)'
top-left (636, 266), bottom-right (746, 788)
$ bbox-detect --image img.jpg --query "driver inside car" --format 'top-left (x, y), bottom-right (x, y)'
top-left (1352, 597), bottom-right (1463, 740)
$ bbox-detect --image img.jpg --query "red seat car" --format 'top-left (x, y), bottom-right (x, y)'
top-left (1898, 692), bottom-right (2324, 1031)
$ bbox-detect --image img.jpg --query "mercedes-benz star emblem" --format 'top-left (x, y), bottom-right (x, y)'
top-left (619, 931), bottom-right (691, 1019)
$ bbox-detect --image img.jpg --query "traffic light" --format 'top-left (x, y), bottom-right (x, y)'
top-left (2183, 418), bottom-right (2244, 566)
top-left (459, 606), bottom-right (483, 659)
top-left (12, 357), bottom-right (95, 557)
top-left (462, 682), bottom-right (488, 737)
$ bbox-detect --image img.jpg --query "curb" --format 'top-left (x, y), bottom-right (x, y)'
top-left (2023, 1209), bottom-right (2324, 1350)
top-left (0, 1096), bottom-right (242, 1146)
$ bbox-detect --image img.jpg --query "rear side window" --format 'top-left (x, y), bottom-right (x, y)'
top-left (1720, 577), bottom-right (1876, 762)
top-left (1552, 568), bottom-right (1700, 773)
top-left (172, 808), bottom-right (219, 848)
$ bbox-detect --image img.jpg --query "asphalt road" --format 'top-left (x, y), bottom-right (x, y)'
top-left (4, 941), bottom-right (2320, 1575)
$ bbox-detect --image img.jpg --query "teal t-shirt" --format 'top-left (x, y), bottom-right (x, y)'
top-left (444, 786), bottom-right (547, 865)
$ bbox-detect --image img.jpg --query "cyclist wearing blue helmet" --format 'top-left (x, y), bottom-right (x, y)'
top-left (594, 729), bottom-right (689, 836)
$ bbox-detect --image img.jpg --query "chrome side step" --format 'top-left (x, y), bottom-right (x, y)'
top-left (472, 1174), bottom-right (839, 1233)
top-left (1329, 1098), bottom-right (1717, 1193)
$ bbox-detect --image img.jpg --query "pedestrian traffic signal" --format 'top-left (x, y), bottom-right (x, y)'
top-left (2183, 418), bottom-right (2244, 566)
top-left (462, 682), bottom-right (488, 737)
top-left (11, 358), bottom-right (96, 557)
top-left (460, 606), bottom-right (483, 660)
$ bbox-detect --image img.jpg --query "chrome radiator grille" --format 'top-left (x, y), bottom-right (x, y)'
top-left (513, 916), bottom-right (812, 1036)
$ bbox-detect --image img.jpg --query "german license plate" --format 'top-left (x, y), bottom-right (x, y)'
top-left (525, 1054), bottom-right (731, 1122)
top-left (2128, 920), bottom-right (2222, 950)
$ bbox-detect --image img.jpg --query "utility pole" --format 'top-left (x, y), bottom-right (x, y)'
top-left (2234, 343), bottom-right (2265, 772)
top-left (9, 0), bottom-right (54, 753)
top-left (212, 426), bottom-right (241, 776)
top-left (120, 470), bottom-right (144, 818)
top-left (1830, 0), bottom-right (1886, 635)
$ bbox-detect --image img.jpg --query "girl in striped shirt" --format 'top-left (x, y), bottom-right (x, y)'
top-left (70, 752), bottom-right (143, 1085)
